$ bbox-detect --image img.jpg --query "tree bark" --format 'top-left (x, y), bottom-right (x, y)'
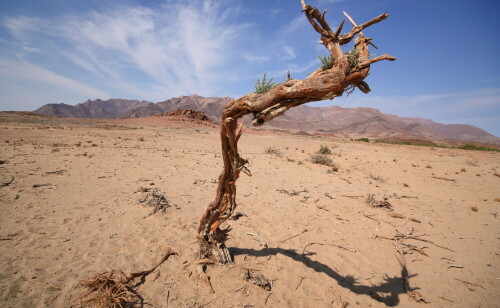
top-left (197, 0), bottom-right (395, 263)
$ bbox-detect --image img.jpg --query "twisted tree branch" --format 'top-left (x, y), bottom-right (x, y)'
top-left (197, 0), bottom-right (396, 264)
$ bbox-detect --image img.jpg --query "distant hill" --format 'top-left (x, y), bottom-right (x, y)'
top-left (34, 95), bottom-right (500, 144)
top-left (34, 99), bottom-right (152, 119)
top-left (121, 95), bottom-right (232, 119)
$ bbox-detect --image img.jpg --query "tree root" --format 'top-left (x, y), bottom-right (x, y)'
top-left (77, 245), bottom-right (176, 307)
top-left (199, 240), bottom-right (232, 264)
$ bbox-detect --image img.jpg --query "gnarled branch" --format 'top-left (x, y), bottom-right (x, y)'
top-left (197, 0), bottom-right (396, 264)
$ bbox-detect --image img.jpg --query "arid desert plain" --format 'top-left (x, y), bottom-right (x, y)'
top-left (0, 112), bottom-right (499, 308)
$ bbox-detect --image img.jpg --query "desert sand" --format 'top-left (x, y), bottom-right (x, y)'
top-left (0, 112), bottom-right (498, 308)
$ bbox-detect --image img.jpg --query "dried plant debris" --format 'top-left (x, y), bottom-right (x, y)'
top-left (78, 271), bottom-right (136, 308)
top-left (369, 174), bottom-right (386, 183)
top-left (44, 169), bottom-right (67, 175)
top-left (229, 212), bottom-right (246, 220)
top-left (78, 246), bottom-right (175, 308)
top-left (409, 291), bottom-right (429, 303)
top-left (387, 213), bottom-right (421, 223)
top-left (139, 188), bottom-right (172, 214)
top-left (264, 146), bottom-right (283, 157)
top-left (242, 269), bottom-right (272, 291)
top-left (365, 194), bottom-right (392, 209)
top-left (276, 188), bottom-right (308, 196)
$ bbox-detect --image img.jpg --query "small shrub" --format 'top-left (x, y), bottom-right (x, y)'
top-left (470, 205), bottom-right (478, 212)
top-left (264, 146), bottom-right (282, 157)
top-left (355, 138), bottom-right (370, 142)
top-left (317, 145), bottom-right (332, 155)
top-left (310, 154), bottom-right (333, 166)
top-left (318, 55), bottom-right (333, 70)
top-left (458, 144), bottom-right (500, 151)
top-left (254, 73), bottom-right (277, 94)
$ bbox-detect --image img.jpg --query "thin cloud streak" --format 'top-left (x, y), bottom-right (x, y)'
top-left (0, 59), bottom-right (109, 99)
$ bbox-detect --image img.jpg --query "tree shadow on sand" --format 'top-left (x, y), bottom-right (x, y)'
top-left (232, 247), bottom-right (417, 307)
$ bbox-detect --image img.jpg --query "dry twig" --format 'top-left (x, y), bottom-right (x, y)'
top-left (246, 232), bottom-right (268, 248)
top-left (431, 176), bottom-right (456, 182)
top-left (280, 229), bottom-right (308, 243)
top-left (276, 188), bottom-right (308, 196)
top-left (198, 264), bottom-right (215, 293)
top-left (33, 280), bottom-right (62, 291)
top-left (295, 276), bottom-right (306, 290)
top-left (387, 213), bottom-right (421, 223)
top-left (242, 269), bottom-right (272, 291)
top-left (453, 278), bottom-right (484, 290)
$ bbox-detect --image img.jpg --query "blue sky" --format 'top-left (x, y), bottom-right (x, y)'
top-left (0, 0), bottom-right (499, 136)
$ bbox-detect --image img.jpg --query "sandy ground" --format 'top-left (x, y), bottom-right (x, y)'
top-left (0, 112), bottom-right (499, 308)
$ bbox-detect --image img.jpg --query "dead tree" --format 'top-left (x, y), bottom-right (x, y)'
top-left (197, 0), bottom-right (396, 263)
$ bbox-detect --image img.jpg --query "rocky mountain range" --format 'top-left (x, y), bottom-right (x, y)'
top-left (33, 95), bottom-right (500, 144)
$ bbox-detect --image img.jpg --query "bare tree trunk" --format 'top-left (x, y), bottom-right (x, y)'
top-left (197, 0), bottom-right (396, 263)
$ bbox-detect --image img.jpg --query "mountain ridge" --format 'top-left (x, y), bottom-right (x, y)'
top-left (33, 95), bottom-right (500, 144)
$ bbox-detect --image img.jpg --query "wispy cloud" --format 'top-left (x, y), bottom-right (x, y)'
top-left (0, 59), bottom-right (108, 98)
top-left (282, 46), bottom-right (297, 60)
top-left (278, 15), bottom-right (307, 37)
top-left (243, 54), bottom-right (270, 63)
top-left (1, 0), bottom-right (249, 101)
